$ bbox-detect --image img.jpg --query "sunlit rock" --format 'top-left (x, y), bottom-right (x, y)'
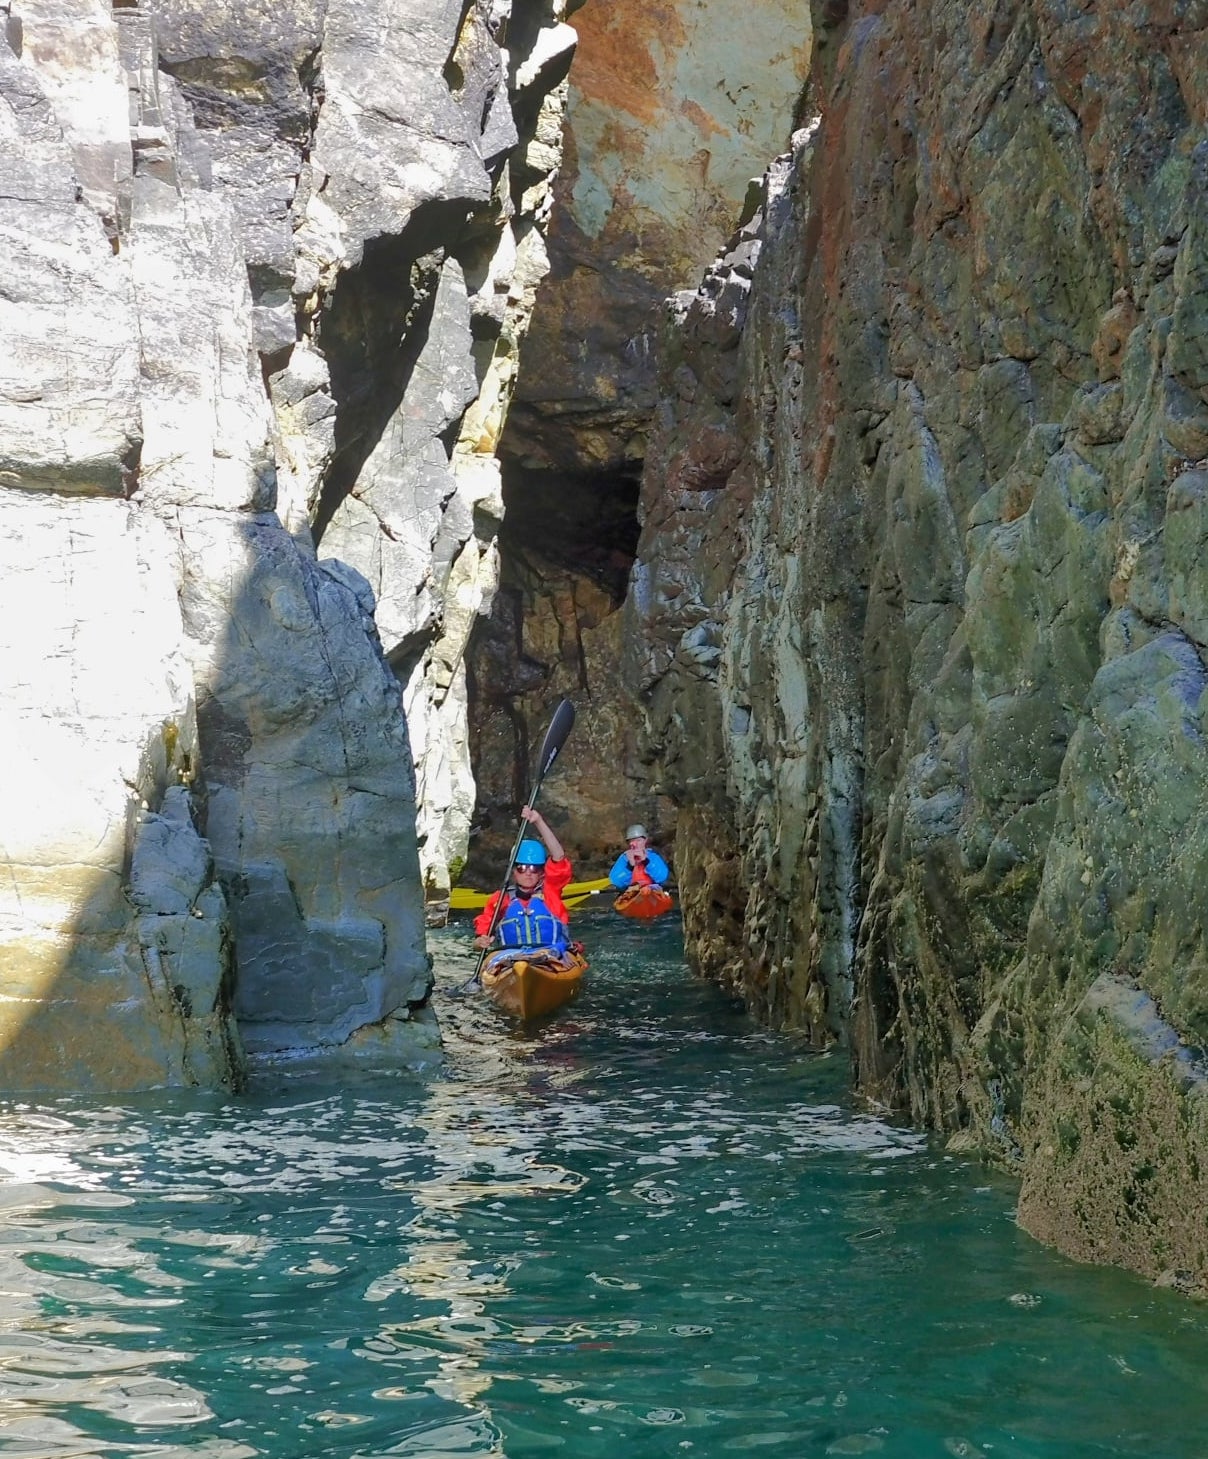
top-left (0, 494), bottom-right (239, 1091)
top-left (507, 0), bottom-right (812, 477)
top-left (0, 0), bottom-right (576, 1085)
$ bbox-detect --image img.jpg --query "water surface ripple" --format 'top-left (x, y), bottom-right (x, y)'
top-left (0, 916), bottom-right (1204, 1457)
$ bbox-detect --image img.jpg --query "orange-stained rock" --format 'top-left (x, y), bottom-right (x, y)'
top-left (505, 0), bottom-right (812, 477)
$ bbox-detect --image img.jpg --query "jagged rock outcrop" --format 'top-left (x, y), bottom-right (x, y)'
top-left (506, 0), bottom-right (811, 477)
top-left (631, 2), bottom-right (1208, 1292)
top-left (308, 1), bottom-right (578, 911)
top-left (0, 0), bottom-right (572, 1086)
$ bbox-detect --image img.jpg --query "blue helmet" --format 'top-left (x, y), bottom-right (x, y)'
top-left (514, 839), bottom-right (547, 868)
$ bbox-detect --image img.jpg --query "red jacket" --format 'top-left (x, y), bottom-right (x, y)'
top-left (474, 858), bottom-right (573, 936)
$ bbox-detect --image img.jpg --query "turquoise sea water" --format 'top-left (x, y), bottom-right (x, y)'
top-left (0, 914), bottom-right (1206, 1458)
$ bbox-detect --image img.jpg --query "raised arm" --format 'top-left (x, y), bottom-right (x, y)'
top-left (520, 806), bottom-right (565, 862)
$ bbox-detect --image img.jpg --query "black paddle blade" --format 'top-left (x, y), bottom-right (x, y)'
top-left (537, 698), bottom-right (575, 781)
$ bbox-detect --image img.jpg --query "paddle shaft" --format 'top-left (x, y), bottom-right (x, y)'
top-left (464, 698), bottom-right (576, 988)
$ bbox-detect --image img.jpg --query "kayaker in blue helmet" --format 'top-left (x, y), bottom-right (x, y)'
top-left (609, 823), bottom-right (670, 889)
top-left (473, 807), bottom-right (574, 951)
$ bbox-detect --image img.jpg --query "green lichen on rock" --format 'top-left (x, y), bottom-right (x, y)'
top-left (629, 1), bottom-right (1208, 1293)
top-left (1018, 974), bottom-right (1208, 1295)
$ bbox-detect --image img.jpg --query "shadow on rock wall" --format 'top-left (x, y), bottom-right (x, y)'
top-left (184, 514), bottom-right (435, 1070)
top-left (0, 496), bottom-right (435, 1091)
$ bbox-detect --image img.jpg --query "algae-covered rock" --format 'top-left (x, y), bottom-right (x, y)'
top-left (628, 0), bottom-right (1208, 1290)
top-left (1019, 975), bottom-right (1208, 1297)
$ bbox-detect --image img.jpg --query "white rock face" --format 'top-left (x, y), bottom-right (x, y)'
top-left (0, 492), bottom-right (238, 1090)
top-left (0, 0), bottom-right (571, 1086)
top-left (0, 39), bottom-right (139, 494)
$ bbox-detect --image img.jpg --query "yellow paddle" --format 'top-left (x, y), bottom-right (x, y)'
top-left (562, 880), bottom-right (615, 908)
top-left (450, 876), bottom-right (613, 910)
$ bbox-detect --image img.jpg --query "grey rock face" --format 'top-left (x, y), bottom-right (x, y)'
top-left (182, 515), bottom-right (430, 1051)
top-left (630, 3), bottom-right (1208, 1291)
top-left (0, 0), bottom-right (572, 1086)
top-left (129, 787), bottom-right (212, 915)
top-left (320, 259), bottom-right (481, 654)
top-left (302, 0), bottom-right (494, 271)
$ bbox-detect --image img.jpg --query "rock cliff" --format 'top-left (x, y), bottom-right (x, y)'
top-left (4, 0), bottom-right (1205, 1299)
top-left (462, 0), bottom-right (810, 878)
top-left (0, 0), bottom-right (572, 1087)
top-left (631, 1), bottom-right (1208, 1292)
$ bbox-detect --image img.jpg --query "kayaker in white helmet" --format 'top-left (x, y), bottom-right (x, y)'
top-left (608, 823), bottom-right (670, 890)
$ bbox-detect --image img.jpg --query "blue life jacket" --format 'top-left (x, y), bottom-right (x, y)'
top-left (497, 890), bottom-right (568, 950)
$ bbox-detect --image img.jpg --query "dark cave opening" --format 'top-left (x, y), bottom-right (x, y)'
top-left (460, 457), bottom-right (645, 879)
top-left (497, 459), bottom-right (642, 603)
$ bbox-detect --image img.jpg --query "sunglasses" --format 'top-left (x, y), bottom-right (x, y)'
top-left (514, 864), bottom-right (542, 873)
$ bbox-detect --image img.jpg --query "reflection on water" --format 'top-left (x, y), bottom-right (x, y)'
top-left (0, 914), bottom-right (1206, 1458)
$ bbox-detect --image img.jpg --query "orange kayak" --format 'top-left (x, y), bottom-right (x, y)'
top-left (614, 885), bottom-right (675, 920)
top-left (480, 947), bottom-right (588, 1018)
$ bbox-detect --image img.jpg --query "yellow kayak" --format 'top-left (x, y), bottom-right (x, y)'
top-left (479, 946), bottom-right (588, 1019)
top-left (449, 877), bottom-right (612, 911)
